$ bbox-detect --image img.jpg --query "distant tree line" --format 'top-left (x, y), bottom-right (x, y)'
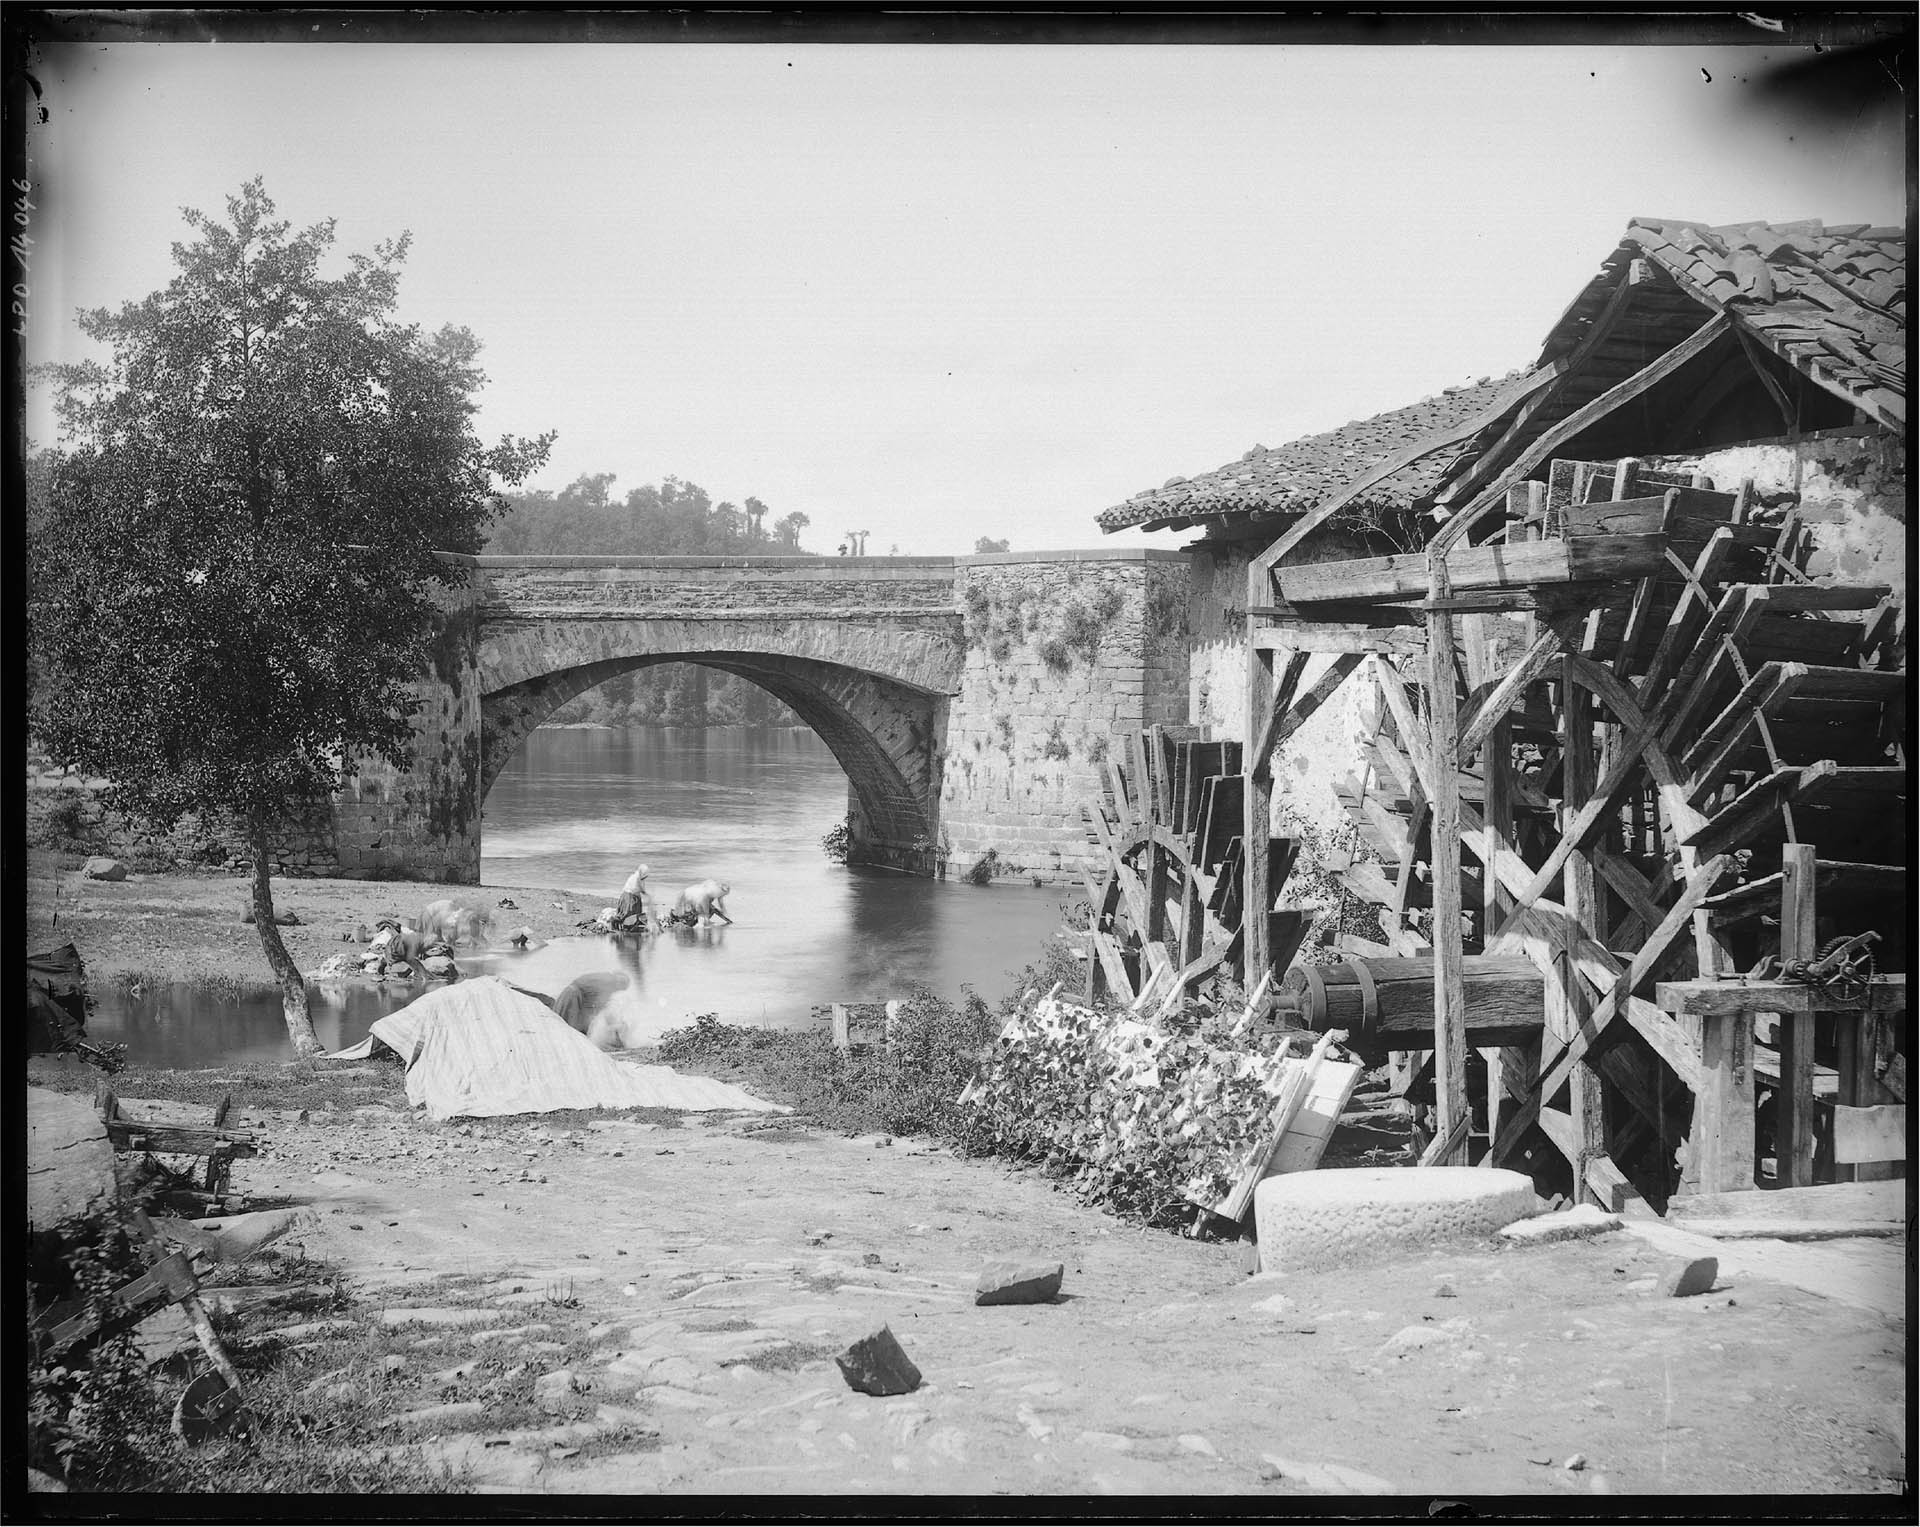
top-left (487, 472), bottom-right (818, 726)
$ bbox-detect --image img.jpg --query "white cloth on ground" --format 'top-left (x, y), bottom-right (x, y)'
top-left (321, 976), bottom-right (785, 1120)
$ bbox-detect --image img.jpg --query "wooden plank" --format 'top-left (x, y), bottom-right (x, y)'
top-left (1248, 619), bottom-right (1428, 657)
top-left (1278, 535), bottom-right (1673, 608)
top-left (1266, 1060), bottom-right (1367, 1174)
top-left (1827, 1104), bottom-right (1906, 1164)
top-left (1678, 662), bottom-right (1809, 777)
top-left (1669, 1180), bottom-right (1906, 1223)
top-left (103, 1120), bottom-right (260, 1158)
top-left (1703, 862), bottom-right (1907, 924)
top-left (1423, 313), bottom-right (1734, 561)
top-left (1657, 976), bottom-right (1909, 1016)
top-left (42, 1251), bottom-right (199, 1355)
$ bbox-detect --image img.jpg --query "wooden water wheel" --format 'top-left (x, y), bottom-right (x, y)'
top-left (1284, 456), bottom-right (1906, 1204)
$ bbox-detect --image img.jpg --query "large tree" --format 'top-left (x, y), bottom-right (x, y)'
top-left (29, 179), bottom-right (552, 1054)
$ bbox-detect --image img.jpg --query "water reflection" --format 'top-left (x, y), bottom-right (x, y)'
top-left (86, 724), bottom-right (1076, 1065)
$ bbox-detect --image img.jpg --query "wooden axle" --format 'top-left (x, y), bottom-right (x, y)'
top-left (1274, 956), bottom-right (1546, 1053)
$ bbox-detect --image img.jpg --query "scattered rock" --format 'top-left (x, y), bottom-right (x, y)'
top-left (533, 1369), bottom-right (583, 1409)
top-left (381, 1354), bottom-right (408, 1374)
top-left (1259, 1454), bottom-right (1394, 1495)
top-left (1178, 1433), bottom-right (1219, 1458)
top-left (81, 857), bottom-right (127, 881)
top-left (835, 1324), bottom-right (922, 1396)
top-left (975, 1257), bottom-right (1065, 1306)
top-left (1662, 1257), bottom-right (1719, 1299)
top-left (429, 1361), bottom-right (480, 1386)
top-left (1076, 1430), bottom-right (1133, 1451)
top-left (1499, 1204), bottom-right (1623, 1244)
top-left (27, 1469), bottom-right (69, 1493)
top-left (1434, 1282), bottom-right (1457, 1298)
top-left (1563, 1452), bottom-right (1587, 1472)
top-left (1240, 1242), bottom-right (1262, 1276)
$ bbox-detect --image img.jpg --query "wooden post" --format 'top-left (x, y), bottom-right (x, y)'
top-left (1425, 606), bottom-right (1470, 1165)
top-left (1561, 663), bottom-right (1607, 1203)
top-left (1776, 844), bottom-right (1819, 1188)
top-left (1244, 645), bottom-right (1277, 988)
top-left (1693, 1000), bottom-right (1757, 1193)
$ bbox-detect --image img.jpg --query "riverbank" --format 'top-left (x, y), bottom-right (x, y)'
top-left (25, 850), bottom-right (596, 992)
top-left (25, 1050), bottom-right (1907, 1500)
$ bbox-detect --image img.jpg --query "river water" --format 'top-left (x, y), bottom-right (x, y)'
top-left (89, 725), bottom-right (1076, 1066)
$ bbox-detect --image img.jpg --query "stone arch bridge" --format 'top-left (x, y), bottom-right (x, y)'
top-left (330, 550), bottom-right (1191, 886)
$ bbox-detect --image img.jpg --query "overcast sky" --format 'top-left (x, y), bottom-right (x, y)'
top-left (21, 28), bottom-right (1908, 555)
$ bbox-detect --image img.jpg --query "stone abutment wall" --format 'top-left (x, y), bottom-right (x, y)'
top-left (938, 550), bottom-right (1191, 885)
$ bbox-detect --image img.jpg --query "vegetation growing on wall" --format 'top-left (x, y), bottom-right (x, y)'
top-left (1038, 583), bottom-right (1125, 673)
top-left (1142, 576), bottom-right (1188, 644)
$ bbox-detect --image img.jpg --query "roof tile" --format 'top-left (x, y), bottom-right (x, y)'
top-left (1096, 374), bottom-right (1523, 533)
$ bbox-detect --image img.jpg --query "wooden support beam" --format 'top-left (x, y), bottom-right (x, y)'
top-left (1656, 977), bottom-right (1908, 1016)
top-left (1243, 646), bottom-right (1277, 986)
top-left (1560, 662), bottom-right (1607, 1204)
top-left (1425, 601), bottom-right (1471, 1166)
top-left (1251, 651), bottom-right (1312, 778)
top-left (1456, 614), bottom-right (1576, 765)
top-left (1270, 652), bottom-right (1366, 755)
top-left (1776, 844), bottom-right (1819, 1189)
top-left (1490, 857), bottom-right (1731, 1164)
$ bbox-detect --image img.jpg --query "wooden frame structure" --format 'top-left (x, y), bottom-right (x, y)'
top-left (1241, 427), bottom-right (1907, 1201)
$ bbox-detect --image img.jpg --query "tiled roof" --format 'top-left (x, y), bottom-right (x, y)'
top-left (1096, 374), bottom-right (1522, 534)
top-left (1623, 217), bottom-right (1905, 426)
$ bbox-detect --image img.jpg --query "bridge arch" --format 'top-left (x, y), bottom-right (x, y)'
top-left (477, 612), bottom-right (965, 871)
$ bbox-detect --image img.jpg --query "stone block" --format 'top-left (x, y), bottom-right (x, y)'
top-left (835, 1324), bottom-right (922, 1396)
top-left (975, 1257), bottom-right (1065, 1306)
top-left (1662, 1256), bottom-right (1719, 1298)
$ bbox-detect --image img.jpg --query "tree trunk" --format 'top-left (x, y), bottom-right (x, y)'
top-left (248, 810), bottom-right (322, 1057)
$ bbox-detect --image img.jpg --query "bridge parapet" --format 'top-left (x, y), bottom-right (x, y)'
top-left (475, 556), bottom-right (960, 621)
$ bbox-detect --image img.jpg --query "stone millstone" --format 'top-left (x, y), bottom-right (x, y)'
top-left (975, 1257), bottom-right (1065, 1306)
top-left (1254, 1166), bottom-right (1536, 1274)
top-left (835, 1324), bottom-right (922, 1396)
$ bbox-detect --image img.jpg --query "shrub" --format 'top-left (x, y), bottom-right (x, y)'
top-left (820, 820), bottom-right (850, 864)
top-left (955, 990), bottom-right (1322, 1225)
top-left (657, 991), bottom-right (998, 1139)
top-left (963, 848), bottom-right (1002, 886)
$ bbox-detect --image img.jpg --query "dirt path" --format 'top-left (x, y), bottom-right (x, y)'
top-left (225, 1092), bottom-right (1906, 1500)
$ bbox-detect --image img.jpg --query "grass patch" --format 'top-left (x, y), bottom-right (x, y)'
top-left (725, 1341), bottom-right (842, 1373)
top-left (30, 1232), bottom-right (470, 1492)
top-left (657, 991), bottom-right (997, 1140)
top-left (27, 1056), bottom-right (410, 1115)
